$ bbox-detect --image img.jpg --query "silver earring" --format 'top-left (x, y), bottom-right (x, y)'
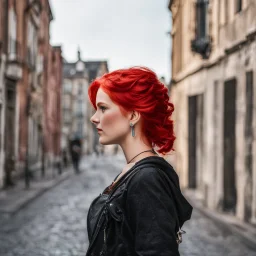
top-left (130, 123), bottom-right (135, 137)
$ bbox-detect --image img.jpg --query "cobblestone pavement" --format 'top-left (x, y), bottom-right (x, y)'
top-left (0, 155), bottom-right (255, 256)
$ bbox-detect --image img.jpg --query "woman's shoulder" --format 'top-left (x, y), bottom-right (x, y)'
top-left (127, 165), bottom-right (164, 189)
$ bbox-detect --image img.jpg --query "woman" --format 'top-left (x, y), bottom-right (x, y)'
top-left (86, 67), bottom-right (192, 256)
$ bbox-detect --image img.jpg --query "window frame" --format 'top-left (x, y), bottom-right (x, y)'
top-left (235, 0), bottom-right (242, 14)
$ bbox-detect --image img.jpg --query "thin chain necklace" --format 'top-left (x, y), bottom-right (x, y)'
top-left (106, 149), bottom-right (157, 192)
top-left (127, 149), bottom-right (156, 164)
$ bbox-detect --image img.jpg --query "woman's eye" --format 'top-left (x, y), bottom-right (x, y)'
top-left (99, 106), bottom-right (106, 112)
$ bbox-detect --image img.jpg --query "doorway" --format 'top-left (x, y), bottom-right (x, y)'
top-left (4, 79), bottom-right (16, 186)
top-left (223, 79), bottom-right (237, 213)
top-left (188, 94), bottom-right (204, 189)
top-left (188, 96), bottom-right (197, 188)
top-left (244, 71), bottom-right (253, 221)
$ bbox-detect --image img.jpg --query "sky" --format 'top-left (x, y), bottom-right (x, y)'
top-left (50, 0), bottom-right (172, 82)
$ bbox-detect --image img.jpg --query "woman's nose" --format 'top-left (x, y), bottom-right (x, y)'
top-left (90, 112), bottom-right (99, 125)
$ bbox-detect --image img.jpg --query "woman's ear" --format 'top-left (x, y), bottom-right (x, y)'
top-left (130, 110), bottom-right (140, 124)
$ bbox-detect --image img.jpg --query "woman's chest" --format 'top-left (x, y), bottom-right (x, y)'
top-left (87, 184), bottom-right (127, 240)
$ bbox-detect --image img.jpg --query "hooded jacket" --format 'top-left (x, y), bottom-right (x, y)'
top-left (86, 156), bottom-right (193, 256)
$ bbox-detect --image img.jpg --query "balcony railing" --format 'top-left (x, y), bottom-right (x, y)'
top-left (191, 36), bottom-right (212, 59)
top-left (8, 37), bottom-right (21, 62)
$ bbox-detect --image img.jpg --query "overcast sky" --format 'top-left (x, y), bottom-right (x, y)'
top-left (50, 0), bottom-right (172, 82)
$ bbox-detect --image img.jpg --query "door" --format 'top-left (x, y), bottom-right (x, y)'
top-left (223, 79), bottom-right (237, 213)
top-left (5, 79), bottom-right (16, 186)
top-left (188, 96), bottom-right (197, 188)
top-left (244, 71), bottom-right (253, 222)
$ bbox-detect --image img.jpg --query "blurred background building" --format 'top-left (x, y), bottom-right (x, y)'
top-left (0, 1), bottom-right (256, 254)
top-left (169, 0), bottom-right (256, 224)
top-left (0, 0), bottom-right (113, 189)
top-left (61, 49), bottom-right (109, 157)
top-left (0, 0), bottom-right (63, 188)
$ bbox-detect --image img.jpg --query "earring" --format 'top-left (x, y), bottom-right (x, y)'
top-left (130, 123), bottom-right (135, 137)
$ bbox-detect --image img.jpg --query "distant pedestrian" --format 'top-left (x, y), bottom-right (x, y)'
top-left (62, 149), bottom-right (68, 168)
top-left (86, 67), bottom-right (193, 256)
top-left (69, 137), bottom-right (82, 174)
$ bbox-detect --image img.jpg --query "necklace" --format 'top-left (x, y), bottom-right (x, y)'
top-left (127, 149), bottom-right (156, 164)
top-left (107, 149), bottom-right (156, 192)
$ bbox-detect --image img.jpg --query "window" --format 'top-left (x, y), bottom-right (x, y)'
top-left (195, 0), bottom-right (209, 39)
top-left (191, 0), bottom-right (211, 59)
top-left (76, 101), bottom-right (84, 116)
top-left (63, 110), bottom-right (71, 123)
top-left (63, 95), bottom-right (71, 108)
top-left (63, 80), bottom-right (72, 93)
top-left (37, 54), bottom-right (44, 74)
top-left (8, 8), bottom-right (17, 59)
top-left (78, 122), bottom-right (83, 138)
top-left (78, 83), bottom-right (83, 95)
top-left (235, 0), bottom-right (242, 13)
top-left (27, 19), bottom-right (37, 67)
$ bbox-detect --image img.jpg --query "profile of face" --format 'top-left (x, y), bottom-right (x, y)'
top-left (90, 88), bottom-right (131, 145)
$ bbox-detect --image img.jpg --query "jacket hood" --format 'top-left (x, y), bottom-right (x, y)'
top-left (134, 156), bottom-right (193, 228)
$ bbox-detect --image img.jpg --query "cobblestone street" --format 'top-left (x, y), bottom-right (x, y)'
top-left (0, 155), bottom-right (255, 256)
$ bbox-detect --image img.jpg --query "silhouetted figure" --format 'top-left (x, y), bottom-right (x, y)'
top-left (69, 138), bottom-right (82, 174)
top-left (62, 149), bottom-right (68, 168)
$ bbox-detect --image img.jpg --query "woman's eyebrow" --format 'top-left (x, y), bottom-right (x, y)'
top-left (96, 102), bottom-right (108, 106)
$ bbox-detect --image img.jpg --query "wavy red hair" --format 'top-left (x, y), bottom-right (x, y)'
top-left (88, 67), bottom-right (175, 155)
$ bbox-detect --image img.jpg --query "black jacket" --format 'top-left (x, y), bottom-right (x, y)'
top-left (86, 156), bottom-right (193, 256)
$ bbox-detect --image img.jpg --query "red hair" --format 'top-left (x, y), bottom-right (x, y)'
top-left (88, 67), bottom-right (175, 155)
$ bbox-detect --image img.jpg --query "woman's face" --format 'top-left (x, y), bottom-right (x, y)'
top-left (90, 88), bottom-right (131, 145)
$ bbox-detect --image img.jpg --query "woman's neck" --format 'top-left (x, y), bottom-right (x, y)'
top-left (119, 129), bottom-right (159, 165)
top-left (121, 142), bottom-right (158, 164)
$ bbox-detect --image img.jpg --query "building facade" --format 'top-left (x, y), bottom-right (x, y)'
top-left (0, 0), bottom-right (62, 188)
top-left (17, 0), bottom-right (43, 175)
top-left (44, 45), bottom-right (62, 170)
top-left (0, 0), bottom-right (23, 187)
top-left (18, 0), bottom-right (63, 179)
top-left (62, 50), bottom-right (109, 157)
top-left (169, 0), bottom-right (256, 223)
top-left (0, 0), bottom-right (7, 187)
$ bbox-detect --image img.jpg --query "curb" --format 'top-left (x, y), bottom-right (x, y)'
top-left (0, 170), bottom-right (73, 218)
top-left (184, 191), bottom-right (256, 251)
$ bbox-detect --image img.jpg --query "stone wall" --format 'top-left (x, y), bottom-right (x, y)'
top-left (169, 0), bottom-right (256, 223)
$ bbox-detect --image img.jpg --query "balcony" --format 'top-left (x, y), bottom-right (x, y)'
top-left (191, 36), bottom-right (212, 59)
top-left (5, 37), bottom-right (22, 80)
